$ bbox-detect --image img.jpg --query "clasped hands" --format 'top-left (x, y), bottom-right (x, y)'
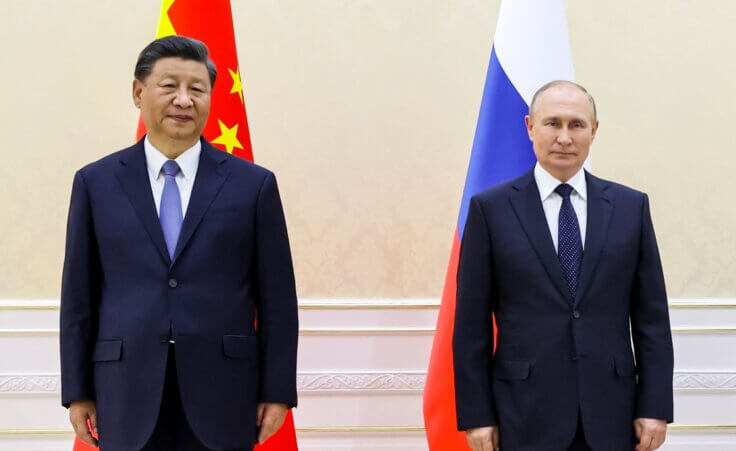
top-left (69, 400), bottom-right (289, 447)
top-left (464, 418), bottom-right (667, 451)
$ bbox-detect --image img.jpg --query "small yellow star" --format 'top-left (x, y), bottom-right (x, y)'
top-left (228, 68), bottom-right (244, 103)
top-left (211, 120), bottom-right (243, 154)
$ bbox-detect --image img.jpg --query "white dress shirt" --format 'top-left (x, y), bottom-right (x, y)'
top-left (533, 162), bottom-right (587, 252)
top-left (144, 136), bottom-right (201, 217)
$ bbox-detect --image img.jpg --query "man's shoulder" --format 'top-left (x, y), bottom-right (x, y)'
top-left (77, 140), bottom-right (276, 182)
top-left (216, 148), bottom-right (271, 176)
top-left (201, 142), bottom-right (274, 184)
top-left (75, 142), bottom-right (143, 179)
top-left (586, 171), bottom-right (648, 201)
top-left (468, 170), bottom-right (651, 207)
top-left (471, 171), bottom-right (533, 205)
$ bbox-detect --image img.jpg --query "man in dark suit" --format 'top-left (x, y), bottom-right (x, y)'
top-left (453, 81), bottom-right (673, 451)
top-left (60, 36), bottom-right (298, 451)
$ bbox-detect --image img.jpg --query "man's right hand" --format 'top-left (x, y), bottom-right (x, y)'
top-left (465, 426), bottom-right (499, 451)
top-left (69, 400), bottom-right (98, 448)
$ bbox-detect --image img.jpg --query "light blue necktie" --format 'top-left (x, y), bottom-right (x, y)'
top-left (555, 183), bottom-right (583, 299)
top-left (160, 160), bottom-right (183, 259)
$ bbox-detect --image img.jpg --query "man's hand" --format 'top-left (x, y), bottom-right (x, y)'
top-left (256, 403), bottom-right (288, 444)
top-left (465, 426), bottom-right (499, 451)
top-left (635, 418), bottom-right (667, 451)
top-left (69, 400), bottom-right (98, 448)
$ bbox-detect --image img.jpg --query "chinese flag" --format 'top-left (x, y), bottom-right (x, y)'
top-left (73, 1), bottom-right (298, 449)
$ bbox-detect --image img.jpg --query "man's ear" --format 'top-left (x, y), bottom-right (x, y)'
top-left (590, 120), bottom-right (599, 142)
top-left (524, 115), bottom-right (534, 141)
top-left (132, 79), bottom-right (143, 109)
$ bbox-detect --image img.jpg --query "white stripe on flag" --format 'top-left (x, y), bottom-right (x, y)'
top-left (494, 0), bottom-right (576, 106)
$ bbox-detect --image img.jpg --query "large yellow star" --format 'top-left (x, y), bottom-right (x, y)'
top-left (211, 120), bottom-right (243, 154)
top-left (155, 0), bottom-right (177, 38)
top-left (228, 68), bottom-right (244, 103)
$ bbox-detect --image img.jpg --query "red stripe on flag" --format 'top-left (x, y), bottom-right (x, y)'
top-left (73, 437), bottom-right (97, 450)
top-left (423, 230), bottom-right (470, 450)
top-left (424, 230), bottom-right (497, 450)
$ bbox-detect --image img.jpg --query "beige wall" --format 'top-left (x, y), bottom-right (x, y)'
top-left (1, 1), bottom-right (734, 299)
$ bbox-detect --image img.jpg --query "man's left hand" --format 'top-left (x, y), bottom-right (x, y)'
top-left (257, 403), bottom-right (288, 444)
top-left (634, 418), bottom-right (667, 451)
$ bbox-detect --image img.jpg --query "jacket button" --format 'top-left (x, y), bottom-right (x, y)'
top-left (572, 310), bottom-right (581, 319)
top-left (168, 278), bottom-right (178, 288)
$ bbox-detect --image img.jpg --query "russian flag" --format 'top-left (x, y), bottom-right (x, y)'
top-left (423, 1), bottom-right (575, 449)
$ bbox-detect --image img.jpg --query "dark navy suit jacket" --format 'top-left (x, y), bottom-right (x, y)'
top-left (453, 169), bottom-right (673, 450)
top-left (60, 138), bottom-right (298, 451)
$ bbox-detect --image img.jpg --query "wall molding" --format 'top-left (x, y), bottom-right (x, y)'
top-left (300, 298), bottom-right (440, 309)
top-left (298, 371), bottom-right (426, 392)
top-left (0, 374), bottom-right (58, 394)
top-left (3, 371), bottom-right (736, 395)
top-left (2, 425), bottom-right (736, 435)
top-left (3, 327), bottom-right (736, 336)
top-left (0, 298), bottom-right (442, 310)
top-left (0, 328), bottom-right (438, 336)
top-left (674, 372), bottom-right (736, 390)
top-left (0, 371), bottom-right (427, 394)
top-left (2, 298), bottom-right (735, 310)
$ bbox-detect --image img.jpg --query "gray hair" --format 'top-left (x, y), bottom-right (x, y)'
top-left (529, 80), bottom-right (597, 122)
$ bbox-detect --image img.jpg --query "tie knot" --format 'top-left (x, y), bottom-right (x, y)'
top-left (162, 160), bottom-right (180, 177)
top-left (555, 183), bottom-right (574, 199)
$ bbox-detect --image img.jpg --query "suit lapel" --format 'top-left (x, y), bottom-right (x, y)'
top-left (115, 141), bottom-right (171, 266)
top-left (171, 140), bottom-right (229, 266)
top-left (574, 172), bottom-right (613, 307)
top-left (509, 171), bottom-right (571, 305)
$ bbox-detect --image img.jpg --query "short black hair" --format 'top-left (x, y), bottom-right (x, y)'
top-left (134, 35), bottom-right (217, 88)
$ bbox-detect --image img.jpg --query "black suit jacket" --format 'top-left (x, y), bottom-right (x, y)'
top-left (60, 138), bottom-right (298, 451)
top-left (453, 169), bottom-right (673, 450)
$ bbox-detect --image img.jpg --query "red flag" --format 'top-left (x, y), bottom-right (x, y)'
top-left (73, 1), bottom-right (298, 449)
top-left (423, 233), bottom-right (470, 450)
top-left (135, 0), bottom-right (253, 159)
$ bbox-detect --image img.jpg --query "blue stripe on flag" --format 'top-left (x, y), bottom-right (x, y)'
top-left (457, 46), bottom-right (536, 240)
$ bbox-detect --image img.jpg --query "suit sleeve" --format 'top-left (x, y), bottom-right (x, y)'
top-left (453, 196), bottom-right (497, 429)
top-left (59, 170), bottom-right (101, 408)
top-left (254, 172), bottom-right (299, 407)
top-left (630, 194), bottom-right (674, 422)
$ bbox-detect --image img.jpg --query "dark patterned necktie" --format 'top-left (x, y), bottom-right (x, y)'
top-left (555, 183), bottom-right (583, 299)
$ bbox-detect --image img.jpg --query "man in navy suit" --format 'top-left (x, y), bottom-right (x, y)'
top-left (60, 36), bottom-right (298, 450)
top-left (453, 81), bottom-right (673, 451)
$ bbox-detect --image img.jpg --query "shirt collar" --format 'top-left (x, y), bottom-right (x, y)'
top-left (144, 136), bottom-right (201, 181)
top-left (533, 162), bottom-right (587, 201)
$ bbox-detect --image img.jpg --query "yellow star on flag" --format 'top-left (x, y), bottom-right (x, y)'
top-left (155, 0), bottom-right (177, 38)
top-left (211, 120), bottom-right (243, 154)
top-left (228, 68), bottom-right (244, 103)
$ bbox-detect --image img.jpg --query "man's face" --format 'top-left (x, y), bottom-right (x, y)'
top-left (132, 57), bottom-right (211, 145)
top-left (525, 85), bottom-right (598, 181)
